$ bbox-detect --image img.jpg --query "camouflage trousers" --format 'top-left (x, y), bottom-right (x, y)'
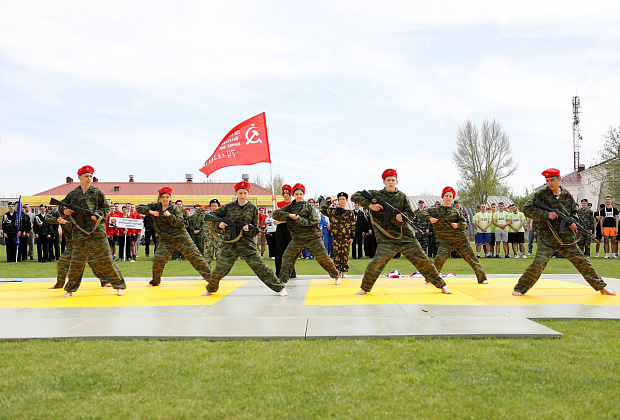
top-left (427, 235), bottom-right (438, 257)
top-left (206, 241), bottom-right (283, 293)
top-left (514, 242), bottom-right (607, 294)
top-left (150, 232), bottom-right (211, 286)
top-left (64, 235), bottom-right (126, 293)
top-left (434, 238), bottom-right (487, 283)
top-left (280, 235), bottom-right (339, 283)
top-left (577, 233), bottom-right (592, 257)
top-left (360, 239), bottom-right (446, 292)
top-left (190, 232), bottom-right (205, 257)
top-left (204, 234), bottom-right (222, 265)
top-left (53, 239), bottom-right (120, 288)
top-left (333, 233), bottom-right (352, 273)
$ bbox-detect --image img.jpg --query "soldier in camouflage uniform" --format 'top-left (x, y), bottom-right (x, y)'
top-left (58, 166), bottom-right (126, 297)
top-left (188, 204), bottom-right (206, 256)
top-left (576, 199), bottom-right (596, 258)
top-left (413, 200), bottom-right (430, 254)
top-left (45, 209), bottom-right (121, 289)
top-left (202, 181), bottom-right (286, 296)
top-left (417, 187), bottom-right (487, 284)
top-left (273, 183), bottom-right (341, 285)
top-left (513, 168), bottom-right (615, 296)
top-left (320, 192), bottom-right (356, 277)
top-left (351, 169), bottom-right (451, 295)
top-left (136, 187), bottom-right (211, 287)
top-left (204, 199), bottom-right (223, 265)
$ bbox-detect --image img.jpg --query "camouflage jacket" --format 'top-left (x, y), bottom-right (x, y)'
top-left (413, 208), bottom-right (431, 235)
top-left (523, 186), bottom-right (578, 247)
top-left (59, 185), bottom-right (109, 240)
top-left (136, 202), bottom-right (185, 238)
top-left (45, 210), bottom-right (74, 241)
top-left (273, 200), bottom-right (321, 239)
top-left (188, 209), bottom-right (206, 234)
top-left (351, 188), bottom-right (415, 242)
top-left (212, 200), bottom-right (259, 244)
top-left (576, 208), bottom-right (595, 232)
top-left (417, 206), bottom-right (468, 244)
top-left (320, 204), bottom-right (356, 239)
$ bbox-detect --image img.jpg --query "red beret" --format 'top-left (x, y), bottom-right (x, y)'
top-left (158, 187), bottom-right (172, 195)
top-left (441, 186), bottom-right (456, 198)
top-left (194, 204), bottom-right (202, 208)
top-left (292, 183), bottom-right (305, 194)
top-left (77, 165), bottom-right (94, 176)
top-left (541, 168), bottom-right (561, 177)
top-left (175, 199), bottom-right (183, 203)
top-left (282, 184), bottom-right (292, 193)
top-left (234, 181), bottom-right (251, 191)
top-left (382, 168), bottom-right (397, 179)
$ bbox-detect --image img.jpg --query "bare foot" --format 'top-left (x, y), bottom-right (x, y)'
top-left (356, 289), bottom-right (367, 295)
top-left (201, 291), bottom-right (211, 296)
top-left (62, 292), bottom-right (72, 298)
top-left (279, 288), bottom-right (288, 297)
top-left (116, 289), bottom-right (124, 296)
top-left (424, 281), bottom-right (431, 285)
top-left (104, 283), bottom-right (112, 288)
top-left (341, 272), bottom-right (347, 278)
top-left (512, 290), bottom-right (524, 296)
top-left (48, 285), bottom-right (62, 290)
top-left (441, 286), bottom-right (452, 294)
top-left (334, 277), bottom-right (341, 285)
top-left (600, 288), bottom-right (616, 296)
top-left (481, 280), bottom-right (489, 284)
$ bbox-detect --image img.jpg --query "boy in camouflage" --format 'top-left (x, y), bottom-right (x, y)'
top-left (58, 165), bottom-right (126, 297)
top-left (45, 209), bottom-right (120, 289)
top-left (513, 168), bottom-right (615, 296)
top-left (320, 192), bottom-right (356, 278)
top-left (417, 186), bottom-right (488, 284)
top-left (136, 187), bottom-right (211, 287)
top-left (202, 181), bottom-right (287, 296)
top-left (273, 183), bottom-right (341, 285)
top-left (188, 204), bottom-right (206, 256)
top-left (576, 199), bottom-right (595, 258)
top-left (351, 169), bottom-right (451, 295)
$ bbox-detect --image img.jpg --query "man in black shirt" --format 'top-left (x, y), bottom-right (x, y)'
top-left (2, 202), bottom-right (19, 262)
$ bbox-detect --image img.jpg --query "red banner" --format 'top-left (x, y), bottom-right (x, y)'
top-left (199, 112), bottom-right (271, 178)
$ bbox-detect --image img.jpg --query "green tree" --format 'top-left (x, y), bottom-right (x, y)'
top-left (252, 173), bottom-right (285, 193)
top-left (596, 125), bottom-right (620, 202)
top-left (452, 119), bottom-right (517, 207)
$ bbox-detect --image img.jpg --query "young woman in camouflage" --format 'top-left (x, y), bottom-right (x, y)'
top-left (351, 169), bottom-right (451, 295)
top-left (320, 192), bottom-right (356, 278)
top-left (136, 187), bottom-right (211, 287)
top-left (58, 165), bottom-right (126, 297)
top-left (202, 181), bottom-right (287, 297)
top-left (417, 186), bottom-right (488, 284)
top-left (273, 183), bottom-right (341, 285)
top-left (513, 168), bottom-right (615, 296)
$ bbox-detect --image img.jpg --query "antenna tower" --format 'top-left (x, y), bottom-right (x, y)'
top-left (572, 96), bottom-right (581, 172)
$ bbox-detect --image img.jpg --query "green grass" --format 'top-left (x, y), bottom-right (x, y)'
top-left (1, 244), bottom-right (620, 418)
top-left (0, 320), bottom-right (619, 418)
top-left (2, 243), bottom-right (619, 279)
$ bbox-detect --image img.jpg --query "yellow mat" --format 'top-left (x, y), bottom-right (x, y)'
top-left (0, 280), bottom-right (247, 308)
top-left (304, 277), bottom-right (620, 306)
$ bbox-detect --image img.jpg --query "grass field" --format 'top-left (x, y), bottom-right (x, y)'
top-left (1, 244), bottom-right (619, 418)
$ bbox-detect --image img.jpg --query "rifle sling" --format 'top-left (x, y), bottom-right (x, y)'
top-left (68, 214), bottom-right (103, 237)
top-left (368, 212), bottom-right (404, 241)
top-left (544, 220), bottom-right (578, 247)
top-left (209, 223), bottom-right (243, 244)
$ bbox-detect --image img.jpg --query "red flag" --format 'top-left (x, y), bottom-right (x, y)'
top-left (199, 112), bottom-right (271, 177)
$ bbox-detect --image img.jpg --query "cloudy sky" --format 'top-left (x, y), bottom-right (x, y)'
top-left (1, 1), bottom-right (619, 199)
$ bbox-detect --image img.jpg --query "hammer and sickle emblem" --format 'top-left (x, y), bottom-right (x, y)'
top-left (245, 124), bottom-right (262, 145)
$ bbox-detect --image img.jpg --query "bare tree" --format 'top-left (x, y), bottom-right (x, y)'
top-left (594, 125), bottom-right (620, 201)
top-left (452, 119), bottom-right (518, 207)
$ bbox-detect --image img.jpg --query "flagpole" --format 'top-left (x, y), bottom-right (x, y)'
top-left (262, 112), bottom-right (277, 210)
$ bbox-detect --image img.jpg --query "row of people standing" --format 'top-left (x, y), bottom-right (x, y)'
top-left (2, 202), bottom-right (62, 263)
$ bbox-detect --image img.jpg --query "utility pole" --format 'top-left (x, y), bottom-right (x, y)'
top-left (572, 96), bottom-right (581, 172)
